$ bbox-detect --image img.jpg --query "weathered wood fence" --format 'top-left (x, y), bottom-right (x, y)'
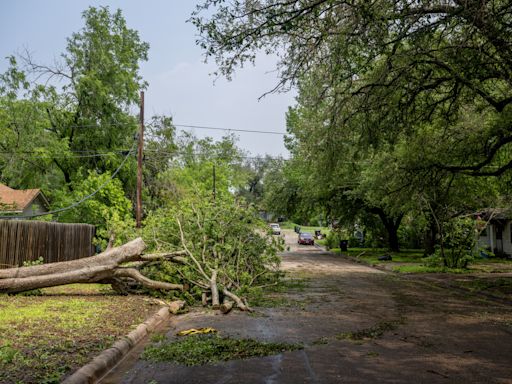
top-left (0, 220), bottom-right (95, 269)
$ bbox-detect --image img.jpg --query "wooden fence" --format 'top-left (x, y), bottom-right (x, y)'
top-left (0, 220), bottom-right (95, 269)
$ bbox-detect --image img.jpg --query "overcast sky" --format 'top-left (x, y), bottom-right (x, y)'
top-left (0, 0), bottom-right (295, 157)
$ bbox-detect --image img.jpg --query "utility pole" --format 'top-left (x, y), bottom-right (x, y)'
top-left (136, 91), bottom-right (144, 228)
top-left (213, 164), bottom-right (216, 201)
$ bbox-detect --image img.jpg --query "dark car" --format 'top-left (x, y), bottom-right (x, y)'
top-left (298, 232), bottom-right (314, 245)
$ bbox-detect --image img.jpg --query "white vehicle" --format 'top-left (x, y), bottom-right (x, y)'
top-left (269, 223), bottom-right (281, 235)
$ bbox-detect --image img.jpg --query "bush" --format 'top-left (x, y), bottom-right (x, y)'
top-left (324, 230), bottom-right (342, 250)
top-left (53, 171), bottom-right (135, 249)
top-left (439, 217), bottom-right (477, 269)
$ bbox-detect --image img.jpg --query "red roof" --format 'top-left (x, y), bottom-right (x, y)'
top-left (0, 183), bottom-right (44, 213)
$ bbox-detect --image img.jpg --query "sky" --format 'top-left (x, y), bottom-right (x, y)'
top-left (0, 0), bottom-right (296, 157)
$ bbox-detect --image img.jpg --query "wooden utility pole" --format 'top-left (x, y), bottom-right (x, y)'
top-left (136, 91), bottom-right (144, 228)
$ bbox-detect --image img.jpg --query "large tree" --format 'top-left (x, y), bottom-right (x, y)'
top-left (192, 0), bottom-right (512, 176)
top-left (0, 6), bottom-right (148, 194)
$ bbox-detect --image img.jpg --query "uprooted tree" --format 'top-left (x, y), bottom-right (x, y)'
top-left (0, 238), bottom-right (184, 294)
top-left (0, 194), bottom-right (284, 312)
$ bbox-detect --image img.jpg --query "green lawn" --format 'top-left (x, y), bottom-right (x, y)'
top-left (279, 221), bottom-right (331, 236)
top-left (0, 284), bottom-right (155, 384)
top-left (328, 247), bottom-right (512, 274)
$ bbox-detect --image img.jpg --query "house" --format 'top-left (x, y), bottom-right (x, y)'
top-left (0, 183), bottom-right (49, 217)
top-left (477, 209), bottom-right (512, 257)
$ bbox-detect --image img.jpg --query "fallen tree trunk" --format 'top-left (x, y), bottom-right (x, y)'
top-left (0, 238), bottom-right (146, 280)
top-left (0, 238), bottom-right (185, 294)
top-left (220, 299), bottom-right (234, 314)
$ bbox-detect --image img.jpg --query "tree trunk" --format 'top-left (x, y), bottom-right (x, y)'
top-left (423, 220), bottom-right (437, 256)
top-left (387, 225), bottom-right (400, 253)
top-left (0, 238), bottom-right (184, 294)
top-left (223, 288), bottom-right (251, 312)
top-left (372, 208), bottom-right (403, 252)
top-left (220, 299), bottom-right (234, 314)
top-left (210, 270), bottom-right (220, 309)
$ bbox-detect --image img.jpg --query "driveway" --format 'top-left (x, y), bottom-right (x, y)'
top-left (100, 229), bottom-right (512, 383)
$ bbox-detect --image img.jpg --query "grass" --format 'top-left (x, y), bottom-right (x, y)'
top-left (142, 334), bottom-right (303, 366)
top-left (336, 318), bottom-right (406, 344)
top-left (392, 265), bottom-right (471, 274)
top-left (334, 248), bottom-right (425, 269)
top-left (279, 221), bottom-right (331, 236)
top-left (331, 247), bottom-right (512, 274)
top-left (0, 284), bottom-right (155, 384)
top-left (336, 321), bottom-right (398, 341)
top-left (469, 257), bottom-right (512, 273)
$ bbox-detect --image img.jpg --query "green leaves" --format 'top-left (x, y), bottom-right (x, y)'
top-left (0, 6), bottom-right (146, 200)
top-left (53, 170), bottom-right (135, 248)
top-left (142, 192), bottom-right (283, 300)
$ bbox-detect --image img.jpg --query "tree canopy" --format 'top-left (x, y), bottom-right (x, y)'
top-left (0, 6), bottom-right (147, 193)
top-left (192, 0), bottom-right (512, 176)
top-left (192, 1), bottom-right (512, 256)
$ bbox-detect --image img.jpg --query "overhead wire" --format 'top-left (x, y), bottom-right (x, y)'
top-left (0, 148), bottom-right (290, 161)
top-left (172, 123), bottom-right (286, 136)
top-left (0, 120), bottom-right (288, 159)
top-left (7, 121), bottom-right (288, 135)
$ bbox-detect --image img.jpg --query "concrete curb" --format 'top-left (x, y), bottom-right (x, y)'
top-left (62, 306), bottom-right (170, 384)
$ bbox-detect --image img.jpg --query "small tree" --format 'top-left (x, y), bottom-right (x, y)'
top-left (430, 217), bottom-right (478, 269)
top-left (143, 193), bottom-right (284, 310)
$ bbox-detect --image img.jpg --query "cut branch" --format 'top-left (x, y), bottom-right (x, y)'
top-left (113, 268), bottom-right (184, 291)
top-left (223, 288), bottom-right (252, 312)
top-left (210, 269), bottom-right (220, 309)
top-left (0, 238), bottom-right (146, 280)
top-left (140, 251), bottom-right (188, 261)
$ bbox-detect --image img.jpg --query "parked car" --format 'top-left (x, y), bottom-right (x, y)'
top-left (298, 232), bottom-right (314, 245)
top-left (269, 223), bottom-right (281, 235)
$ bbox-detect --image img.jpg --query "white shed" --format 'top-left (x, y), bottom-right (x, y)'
top-left (477, 210), bottom-right (512, 257)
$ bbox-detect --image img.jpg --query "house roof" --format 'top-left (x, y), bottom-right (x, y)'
top-left (0, 183), bottom-right (48, 213)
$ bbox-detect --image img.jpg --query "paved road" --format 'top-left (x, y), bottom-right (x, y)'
top-left (100, 230), bottom-right (512, 383)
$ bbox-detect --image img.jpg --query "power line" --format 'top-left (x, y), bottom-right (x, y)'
top-left (0, 153), bottom-right (128, 159)
top-left (0, 149), bottom-right (128, 154)
top-left (0, 149), bottom-right (133, 159)
top-left (10, 121), bottom-right (287, 135)
top-left (0, 148), bottom-right (289, 161)
top-left (172, 124), bottom-right (286, 136)
top-left (0, 141), bottom-right (137, 220)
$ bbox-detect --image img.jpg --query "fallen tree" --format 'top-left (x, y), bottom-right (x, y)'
top-left (1, 195), bottom-right (284, 313)
top-left (141, 193), bottom-right (284, 312)
top-left (0, 238), bottom-right (185, 294)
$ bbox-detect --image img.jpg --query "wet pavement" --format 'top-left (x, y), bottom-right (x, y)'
top-left (99, 231), bottom-right (512, 384)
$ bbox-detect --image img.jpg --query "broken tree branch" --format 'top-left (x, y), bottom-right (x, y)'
top-left (223, 288), bottom-right (252, 312)
top-left (113, 268), bottom-right (184, 291)
top-left (0, 238), bottom-right (184, 294)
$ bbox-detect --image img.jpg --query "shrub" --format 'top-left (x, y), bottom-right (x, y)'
top-left (439, 217), bottom-right (477, 269)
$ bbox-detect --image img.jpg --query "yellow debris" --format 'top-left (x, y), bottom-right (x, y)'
top-left (176, 327), bottom-right (217, 336)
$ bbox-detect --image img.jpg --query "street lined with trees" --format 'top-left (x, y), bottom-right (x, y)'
top-left (1, 2), bottom-right (512, 383)
top-left (192, 0), bottom-right (512, 263)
